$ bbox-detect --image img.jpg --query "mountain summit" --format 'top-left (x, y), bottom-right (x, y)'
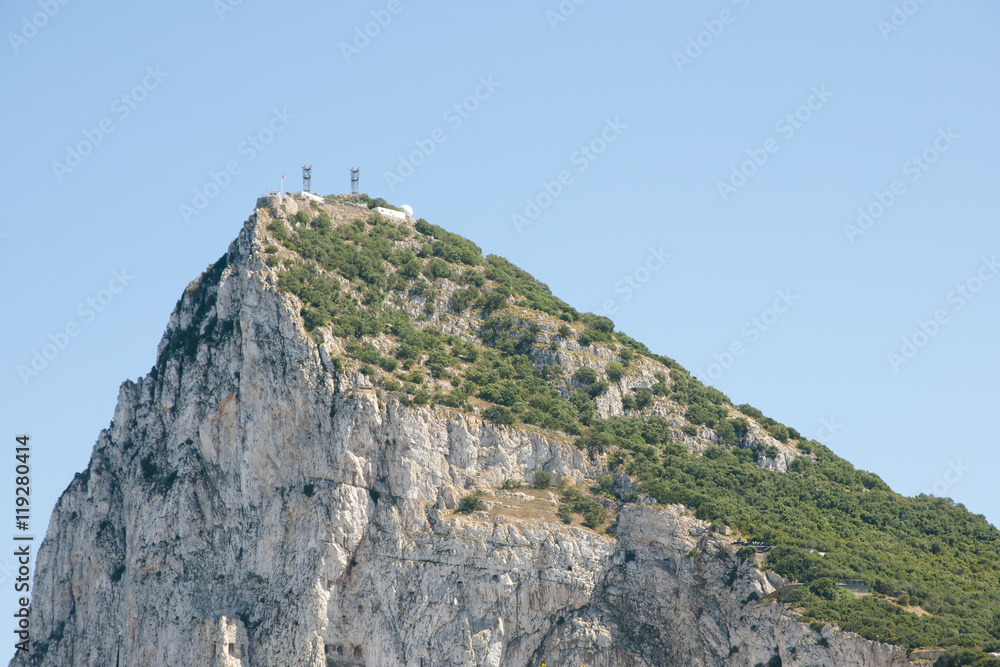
top-left (14, 193), bottom-right (1000, 666)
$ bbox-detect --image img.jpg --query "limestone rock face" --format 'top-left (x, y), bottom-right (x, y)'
top-left (13, 202), bottom-right (909, 666)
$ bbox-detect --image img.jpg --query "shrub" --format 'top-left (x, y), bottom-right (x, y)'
top-left (809, 577), bottom-right (840, 601)
top-left (483, 405), bottom-right (515, 426)
top-left (450, 287), bottom-right (478, 312)
top-left (730, 417), bottom-right (749, 442)
top-left (715, 419), bottom-right (737, 445)
top-left (767, 423), bottom-right (790, 443)
top-left (587, 380), bottom-right (609, 398)
top-left (573, 367), bottom-right (598, 385)
top-left (558, 504), bottom-right (574, 524)
top-left (533, 470), bottom-right (553, 489)
top-left (424, 257), bottom-right (452, 279)
top-left (606, 361), bottom-right (624, 382)
top-left (458, 491), bottom-right (485, 513)
top-left (583, 505), bottom-right (608, 529)
top-left (501, 479), bottom-right (523, 490)
top-left (619, 347), bottom-right (634, 365)
top-left (634, 391), bottom-right (652, 409)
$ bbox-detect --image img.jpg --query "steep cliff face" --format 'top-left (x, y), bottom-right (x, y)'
top-left (14, 198), bottom-right (910, 666)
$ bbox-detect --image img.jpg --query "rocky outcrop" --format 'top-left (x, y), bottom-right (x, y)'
top-left (13, 199), bottom-right (909, 666)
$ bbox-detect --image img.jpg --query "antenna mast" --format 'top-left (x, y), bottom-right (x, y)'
top-left (302, 165), bottom-right (312, 193)
top-left (350, 167), bottom-right (360, 200)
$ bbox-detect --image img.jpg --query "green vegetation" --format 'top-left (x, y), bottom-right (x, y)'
top-left (264, 198), bottom-right (1000, 657)
top-left (591, 414), bottom-right (1000, 650)
top-left (934, 649), bottom-right (1000, 666)
top-left (533, 470), bottom-right (553, 490)
top-left (458, 491), bottom-right (486, 513)
top-left (560, 485), bottom-right (609, 529)
top-left (606, 361), bottom-right (625, 382)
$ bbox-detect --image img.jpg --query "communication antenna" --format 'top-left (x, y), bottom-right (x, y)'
top-left (350, 167), bottom-right (360, 198)
top-left (302, 165), bottom-right (312, 193)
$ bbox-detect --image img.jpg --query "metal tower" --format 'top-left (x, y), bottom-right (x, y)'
top-left (350, 167), bottom-right (360, 198)
top-left (302, 165), bottom-right (312, 193)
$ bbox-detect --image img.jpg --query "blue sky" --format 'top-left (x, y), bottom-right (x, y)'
top-left (2, 0), bottom-right (999, 637)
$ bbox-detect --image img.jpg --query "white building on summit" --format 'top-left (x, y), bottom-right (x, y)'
top-left (375, 206), bottom-right (411, 221)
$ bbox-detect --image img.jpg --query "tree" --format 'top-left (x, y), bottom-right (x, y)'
top-left (634, 391), bottom-right (652, 409)
top-left (573, 367), bottom-right (598, 385)
top-left (809, 577), bottom-right (840, 601)
top-left (730, 417), bottom-right (750, 442)
top-left (483, 406), bottom-right (515, 426)
top-left (606, 361), bottom-right (624, 383)
top-left (590, 315), bottom-right (615, 333)
top-left (583, 506), bottom-right (608, 529)
top-left (715, 420), bottom-right (737, 445)
top-left (533, 470), bottom-right (553, 489)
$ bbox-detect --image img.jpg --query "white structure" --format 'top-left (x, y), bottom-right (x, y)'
top-left (400, 205), bottom-right (414, 218)
top-left (375, 206), bottom-right (407, 221)
top-left (299, 191), bottom-right (324, 203)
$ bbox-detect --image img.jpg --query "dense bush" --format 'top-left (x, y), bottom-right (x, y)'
top-left (606, 361), bottom-right (624, 382)
top-left (458, 491), bottom-right (485, 513)
top-left (483, 405), bottom-right (515, 426)
top-left (561, 486), bottom-right (609, 529)
top-left (533, 470), bottom-right (553, 489)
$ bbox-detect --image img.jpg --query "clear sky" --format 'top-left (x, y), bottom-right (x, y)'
top-left (2, 0), bottom-right (999, 640)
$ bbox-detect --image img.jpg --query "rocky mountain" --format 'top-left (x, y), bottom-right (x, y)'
top-left (13, 194), bottom-right (1000, 666)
